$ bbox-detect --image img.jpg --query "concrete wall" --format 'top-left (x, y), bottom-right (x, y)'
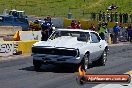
top-left (0, 40), bottom-right (38, 56)
top-left (0, 26), bottom-right (22, 36)
top-left (0, 42), bottom-right (18, 56)
top-left (51, 17), bottom-right (64, 28)
top-left (19, 31), bottom-right (42, 41)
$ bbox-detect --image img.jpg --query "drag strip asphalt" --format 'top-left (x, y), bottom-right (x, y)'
top-left (0, 44), bottom-right (132, 88)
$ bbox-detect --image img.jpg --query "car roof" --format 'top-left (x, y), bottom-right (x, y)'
top-left (56, 29), bottom-right (95, 32)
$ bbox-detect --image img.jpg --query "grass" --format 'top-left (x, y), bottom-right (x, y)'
top-left (0, 0), bottom-right (132, 19)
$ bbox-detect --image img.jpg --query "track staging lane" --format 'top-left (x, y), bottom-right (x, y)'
top-left (0, 44), bottom-right (132, 88)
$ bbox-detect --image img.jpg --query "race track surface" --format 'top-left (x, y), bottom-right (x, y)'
top-left (0, 44), bottom-right (132, 88)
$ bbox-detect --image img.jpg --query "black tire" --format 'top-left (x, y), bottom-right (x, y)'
top-left (97, 49), bottom-right (107, 66)
top-left (80, 53), bottom-right (89, 71)
top-left (33, 60), bottom-right (42, 71)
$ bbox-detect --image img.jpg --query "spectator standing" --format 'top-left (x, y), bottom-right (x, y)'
top-left (106, 11), bottom-right (110, 22)
top-left (102, 12), bottom-right (106, 22)
top-left (125, 13), bottom-right (128, 23)
top-left (46, 15), bottom-right (51, 22)
top-left (41, 24), bottom-right (49, 41)
top-left (103, 22), bottom-right (109, 41)
top-left (91, 12), bottom-right (93, 20)
top-left (97, 22), bottom-right (102, 32)
top-left (120, 25), bottom-right (127, 41)
top-left (130, 14), bottom-right (132, 23)
top-left (44, 16), bottom-right (53, 37)
top-left (126, 25), bottom-right (132, 42)
top-left (114, 12), bottom-right (118, 22)
top-left (89, 24), bottom-right (96, 31)
top-left (98, 23), bottom-right (107, 40)
top-left (93, 12), bottom-right (96, 20)
top-left (119, 13), bottom-right (122, 23)
top-left (113, 22), bottom-right (120, 43)
top-left (71, 20), bottom-right (77, 29)
top-left (99, 11), bottom-right (102, 21)
top-left (123, 13), bottom-right (128, 23)
top-left (110, 12), bottom-right (114, 22)
top-left (47, 22), bottom-right (53, 37)
top-left (123, 13), bottom-right (125, 23)
top-left (76, 21), bottom-right (82, 29)
top-left (91, 12), bottom-right (96, 20)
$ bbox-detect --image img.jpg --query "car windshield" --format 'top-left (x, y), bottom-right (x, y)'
top-left (49, 30), bottom-right (90, 40)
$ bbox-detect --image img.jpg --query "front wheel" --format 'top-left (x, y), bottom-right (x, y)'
top-left (33, 60), bottom-right (42, 71)
top-left (80, 53), bottom-right (89, 71)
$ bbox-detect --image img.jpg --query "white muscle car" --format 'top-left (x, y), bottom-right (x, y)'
top-left (31, 29), bottom-right (108, 71)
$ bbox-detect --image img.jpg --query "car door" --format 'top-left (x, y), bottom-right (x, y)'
top-left (89, 32), bottom-right (102, 61)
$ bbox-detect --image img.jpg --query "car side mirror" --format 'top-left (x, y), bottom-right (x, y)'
top-left (77, 37), bottom-right (89, 42)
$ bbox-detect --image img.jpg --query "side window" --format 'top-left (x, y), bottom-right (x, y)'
top-left (90, 32), bottom-right (100, 43)
top-left (95, 32), bottom-right (101, 41)
top-left (79, 32), bottom-right (90, 40)
top-left (86, 32), bottom-right (90, 40)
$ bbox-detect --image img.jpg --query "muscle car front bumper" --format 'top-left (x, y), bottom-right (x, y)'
top-left (32, 54), bottom-right (82, 64)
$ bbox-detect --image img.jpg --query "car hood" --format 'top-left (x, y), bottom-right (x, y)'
top-left (33, 36), bottom-right (87, 49)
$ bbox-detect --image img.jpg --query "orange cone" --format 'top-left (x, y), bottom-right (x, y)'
top-left (13, 31), bottom-right (20, 41)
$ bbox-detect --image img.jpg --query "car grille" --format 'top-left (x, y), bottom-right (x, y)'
top-left (32, 47), bottom-right (78, 57)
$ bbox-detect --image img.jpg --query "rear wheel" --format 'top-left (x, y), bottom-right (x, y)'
top-left (33, 60), bottom-right (42, 71)
top-left (98, 49), bottom-right (107, 66)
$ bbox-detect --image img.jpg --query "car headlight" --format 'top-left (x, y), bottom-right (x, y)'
top-left (76, 49), bottom-right (80, 57)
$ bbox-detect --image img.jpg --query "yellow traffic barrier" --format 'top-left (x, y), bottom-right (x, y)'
top-left (64, 18), bottom-right (99, 29)
top-left (80, 20), bottom-right (89, 29)
top-left (17, 40), bottom-right (39, 54)
top-left (64, 18), bottom-right (131, 30)
top-left (63, 18), bottom-right (72, 28)
top-left (0, 40), bottom-right (39, 56)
